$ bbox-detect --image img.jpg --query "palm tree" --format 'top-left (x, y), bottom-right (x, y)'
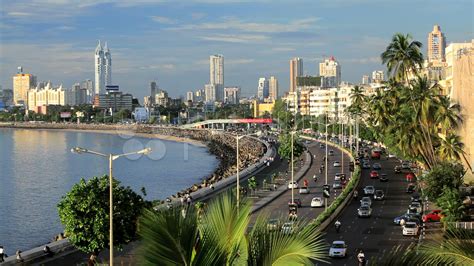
top-left (381, 33), bottom-right (424, 83)
top-left (138, 193), bottom-right (328, 265)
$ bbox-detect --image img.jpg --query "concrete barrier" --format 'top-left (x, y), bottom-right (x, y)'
top-left (1, 239), bottom-right (72, 265)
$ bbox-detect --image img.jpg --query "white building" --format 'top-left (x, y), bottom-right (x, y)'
top-left (224, 86), bottom-right (240, 104)
top-left (257, 77), bottom-right (269, 101)
top-left (371, 71), bottom-right (384, 83)
top-left (309, 88), bottom-right (337, 118)
top-left (205, 84), bottom-right (216, 103)
top-left (319, 57), bottom-right (341, 88)
top-left (210, 54), bottom-right (224, 101)
top-left (94, 41), bottom-right (112, 95)
top-left (133, 107), bottom-right (150, 122)
top-left (269, 76), bottom-right (279, 100)
top-left (186, 91), bottom-right (194, 102)
top-left (28, 82), bottom-right (76, 113)
top-left (362, 75), bottom-right (371, 85)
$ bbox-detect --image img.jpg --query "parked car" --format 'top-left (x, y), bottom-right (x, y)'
top-left (402, 222), bottom-right (419, 236)
top-left (358, 206), bottom-right (372, 217)
top-left (333, 161), bottom-right (341, 167)
top-left (374, 190), bottom-right (385, 200)
top-left (406, 184), bottom-right (416, 193)
top-left (370, 170), bottom-right (379, 179)
top-left (311, 197), bottom-right (324, 208)
top-left (394, 165), bottom-right (402, 173)
top-left (360, 196), bottom-right (372, 207)
top-left (422, 210), bottom-right (443, 222)
top-left (288, 181), bottom-right (299, 189)
top-left (402, 161), bottom-right (411, 169)
top-left (371, 150), bottom-right (381, 159)
top-left (329, 241), bottom-right (347, 258)
top-left (409, 202), bottom-right (422, 213)
top-left (379, 174), bottom-right (389, 182)
top-left (363, 185), bottom-right (375, 195)
top-left (372, 163), bottom-right (382, 170)
top-left (406, 172), bottom-right (416, 182)
top-left (299, 186), bottom-right (310, 194)
top-left (288, 198), bottom-right (302, 207)
top-left (411, 193), bottom-right (421, 202)
top-left (388, 154), bottom-right (397, 158)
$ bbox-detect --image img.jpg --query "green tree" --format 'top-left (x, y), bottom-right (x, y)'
top-left (381, 33), bottom-right (423, 83)
top-left (436, 187), bottom-right (465, 223)
top-left (421, 162), bottom-right (464, 201)
top-left (138, 193), bottom-right (328, 265)
top-left (248, 176), bottom-right (258, 196)
top-left (272, 99), bottom-right (294, 130)
top-left (278, 133), bottom-right (304, 161)
top-left (57, 176), bottom-right (146, 263)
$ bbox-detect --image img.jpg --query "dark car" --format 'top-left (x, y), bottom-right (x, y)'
top-left (411, 194), bottom-right (421, 202)
top-left (380, 174), bottom-right (388, 182)
top-left (406, 184), bottom-right (416, 193)
top-left (288, 198), bottom-right (302, 207)
top-left (394, 165), bottom-right (402, 174)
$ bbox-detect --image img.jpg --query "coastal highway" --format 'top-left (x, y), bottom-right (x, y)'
top-left (322, 154), bottom-right (416, 265)
top-left (253, 140), bottom-right (352, 221)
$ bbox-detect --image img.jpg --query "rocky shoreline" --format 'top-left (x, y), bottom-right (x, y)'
top-left (0, 122), bottom-right (266, 199)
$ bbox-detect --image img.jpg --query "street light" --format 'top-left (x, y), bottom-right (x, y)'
top-left (235, 134), bottom-right (254, 209)
top-left (312, 118), bottom-right (331, 209)
top-left (71, 146), bottom-right (151, 266)
top-left (290, 130), bottom-right (296, 205)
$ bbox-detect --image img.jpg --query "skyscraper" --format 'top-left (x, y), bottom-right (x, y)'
top-left (362, 75), bottom-right (371, 85)
top-left (150, 81), bottom-right (157, 104)
top-left (13, 67), bottom-right (37, 106)
top-left (319, 57), bottom-right (341, 88)
top-left (257, 77), bottom-right (269, 101)
top-left (269, 76), bottom-right (279, 100)
top-left (95, 41), bottom-right (112, 95)
top-left (427, 25), bottom-right (446, 63)
top-left (289, 57), bottom-right (303, 92)
top-left (210, 54), bottom-right (224, 101)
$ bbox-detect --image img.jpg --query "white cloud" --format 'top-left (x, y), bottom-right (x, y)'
top-left (150, 16), bottom-right (177, 24)
top-left (271, 47), bottom-right (296, 52)
top-left (7, 12), bottom-right (32, 17)
top-left (201, 34), bottom-right (268, 43)
top-left (227, 59), bottom-right (254, 65)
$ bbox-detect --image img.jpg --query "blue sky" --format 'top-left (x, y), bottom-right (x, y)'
top-left (0, 0), bottom-right (472, 100)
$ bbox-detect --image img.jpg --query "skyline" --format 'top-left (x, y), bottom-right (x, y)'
top-left (0, 0), bottom-right (472, 100)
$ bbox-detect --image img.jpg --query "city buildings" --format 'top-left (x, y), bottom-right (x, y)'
top-left (210, 54), bottom-right (224, 102)
top-left (186, 91), bottom-right (194, 102)
top-left (94, 85), bottom-right (132, 112)
top-left (253, 99), bottom-right (275, 117)
top-left (204, 83), bottom-right (216, 103)
top-left (371, 71), bottom-right (385, 83)
top-left (27, 82), bottom-right (76, 114)
top-left (319, 57), bottom-right (341, 88)
top-left (13, 68), bottom-right (37, 106)
top-left (289, 57), bottom-right (303, 93)
top-left (94, 41), bottom-right (112, 95)
top-left (224, 87), bottom-right (240, 104)
top-left (362, 75), bottom-right (371, 85)
top-left (155, 90), bottom-right (170, 107)
top-left (257, 77), bottom-right (269, 101)
top-left (427, 25), bottom-right (446, 64)
top-left (0, 89), bottom-right (13, 108)
top-left (269, 76), bottom-right (279, 100)
top-left (150, 81), bottom-right (157, 104)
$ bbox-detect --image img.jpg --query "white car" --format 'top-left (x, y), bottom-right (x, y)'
top-left (358, 206), bottom-right (372, 217)
top-left (363, 185), bottom-right (375, 195)
top-left (360, 196), bottom-right (372, 207)
top-left (408, 202), bottom-right (422, 213)
top-left (288, 181), bottom-right (299, 189)
top-left (311, 197), bottom-right (324, 208)
top-left (333, 161), bottom-right (341, 167)
top-left (402, 222), bottom-right (419, 236)
top-left (329, 240), bottom-right (347, 257)
top-left (388, 154), bottom-right (397, 158)
top-left (299, 186), bottom-right (310, 194)
top-left (281, 222), bottom-right (294, 234)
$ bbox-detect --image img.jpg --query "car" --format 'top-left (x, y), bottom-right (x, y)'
top-left (406, 184), bottom-right (416, 193)
top-left (320, 143), bottom-right (325, 148)
top-left (333, 161), bottom-right (341, 167)
top-left (409, 202), bottom-right (422, 213)
top-left (299, 186), bottom-right (310, 194)
top-left (267, 219), bottom-right (279, 231)
top-left (362, 162), bottom-right (371, 169)
top-left (358, 206), bottom-right (372, 217)
top-left (402, 222), bottom-right (419, 236)
top-left (362, 158), bottom-right (370, 164)
top-left (422, 209), bottom-right (443, 222)
top-left (288, 198), bottom-right (302, 207)
top-left (360, 196), bottom-right (372, 207)
top-left (329, 241), bottom-right (347, 258)
top-left (402, 161), bottom-right (411, 169)
top-left (334, 173), bottom-right (346, 181)
top-left (394, 214), bottom-right (410, 225)
top-left (363, 186), bottom-right (375, 195)
top-left (394, 166), bottom-right (402, 174)
top-left (333, 180), bottom-right (343, 189)
top-left (379, 174), bottom-right (388, 182)
top-left (372, 163), bottom-right (382, 170)
top-left (371, 150), bottom-right (381, 159)
top-left (370, 170), bottom-right (379, 179)
top-left (406, 208), bottom-right (419, 217)
top-left (288, 181), bottom-right (299, 189)
top-left (411, 194), bottom-right (421, 202)
top-left (329, 150), bottom-right (334, 156)
top-left (406, 172), bottom-right (416, 182)
top-left (281, 222), bottom-right (294, 234)
top-left (311, 197), bottom-right (324, 208)
top-left (374, 190), bottom-right (385, 200)
top-left (388, 154), bottom-right (397, 158)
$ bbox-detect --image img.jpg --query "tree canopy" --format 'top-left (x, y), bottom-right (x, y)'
top-left (278, 132), bottom-right (305, 161)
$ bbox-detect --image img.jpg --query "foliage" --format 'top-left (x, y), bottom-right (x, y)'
top-left (422, 162), bottom-right (464, 201)
top-left (278, 133), bottom-right (304, 161)
top-left (138, 193), bottom-right (329, 265)
top-left (248, 176), bottom-right (258, 191)
top-left (272, 99), bottom-right (294, 130)
top-left (436, 188), bottom-right (465, 222)
top-left (57, 176), bottom-right (146, 256)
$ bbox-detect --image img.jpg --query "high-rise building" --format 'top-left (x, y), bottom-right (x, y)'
top-left (269, 76), bottom-right (279, 100)
top-left (427, 25), bottom-right (446, 63)
top-left (372, 71), bottom-right (385, 83)
top-left (13, 67), bottom-right (37, 106)
top-left (289, 57), bottom-right (303, 92)
top-left (210, 54), bottom-right (224, 101)
top-left (28, 81), bottom-right (76, 113)
top-left (186, 91), bottom-right (194, 102)
top-left (150, 81), bottom-right (157, 104)
top-left (362, 75), bottom-right (371, 85)
top-left (204, 84), bottom-right (216, 103)
top-left (257, 77), bottom-right (269, 101)
top-left (95, 41), bottom-right (112, 95)
top-left (319, 57), bottom-right (341, 88)
top-left (224, 87), bottom-right (240, 104)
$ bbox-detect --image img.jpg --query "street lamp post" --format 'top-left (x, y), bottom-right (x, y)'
top-left (71, 146), bottom-right (151, 266)
top-left (312, 118), bottom-right (330, 210)
top-left (235, 134), bottom-right (254, 208)
top-left (291, 130), bottom-right (295, 204)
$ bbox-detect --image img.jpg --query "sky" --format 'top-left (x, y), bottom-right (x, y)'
top-left (0, 0), bottom-right (473, 100)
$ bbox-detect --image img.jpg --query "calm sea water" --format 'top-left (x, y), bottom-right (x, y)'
top-left (0, 128), bottom-right (218, 253)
